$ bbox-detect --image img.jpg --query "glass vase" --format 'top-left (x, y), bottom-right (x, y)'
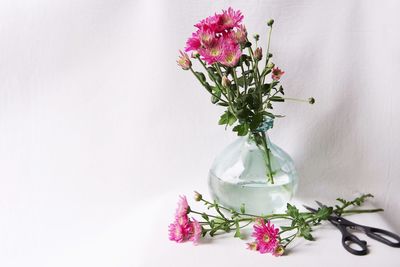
top-left (208, 128), bottom-right (298, 214)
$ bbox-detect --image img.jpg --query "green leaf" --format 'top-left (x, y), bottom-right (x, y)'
top-left (218, 111), bottom-right (236, 126)
top-left (261, 83), bottom-right (271, 95)
top-left (299, 224), bottom-right (314, 241)
top-left (236, 76), bottom-right (245, 87)
top-left (269, 96), bottom-right (285, 102)
top-left (202, 229), bottom-right (208, 237)
top-left (278, 85), bottom-right (285, 95)
top-left (315, 206), bottom-right (333, 220)
top-left (217, 102), bottom-right (229, 107)
top-left (233, 123), bottom-right (249, 136)
top-left (210, 220), bottom-right (215, 228)
top-left (195, 72), bottom-right (206, 83)
top-left (207, 67), bottom-right (217, 81)
top-left (201, 213), bottom-right (209, 221)
top-left (240, 203), bottom-right (246, 214)
top-left (209, 229), bottom-right (217, 237)
top-left (236, 108), bottom-right (254, 120)
top-left (234, 221), bottom-right (242, 238)
top-left (211, 87), bottom-right (222, 104)
top-left (286, 203), bottom-right (300, 219)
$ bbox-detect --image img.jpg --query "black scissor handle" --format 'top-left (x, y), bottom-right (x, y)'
top-left (364, 227), bottom-right (400, 247)
top-left (342, 234), bottom-right (368, 255)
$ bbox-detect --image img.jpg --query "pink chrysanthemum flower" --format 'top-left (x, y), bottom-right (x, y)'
top-left (215, 7), bottom-right (244, 32)
top-left (185, 32), bottom-right (201, 52)
top-left (169, 222), bottom-right (185, 242)
top-left (189, 218), bottom-right (202, 245)
top-left (199, 39), bottom-right (225, 65)
top-left (194, 14), bottom-right (220, 31)
top-left (169, 195), bottom-right (203, 245)
top-left (234, 25), bottom-right (247, 45)
top-left (251, 218), bottom-right (280, 254)
top-left (198, 28), bottom-right (217, 48)
top-left (219, 44), bottom-right (241, 67)
top-left (271, 67), bottom-right (285, 80)
top-left (176, 195), bottom-right (189, 217)
top-left (177, 51), bottom-right (192, 70)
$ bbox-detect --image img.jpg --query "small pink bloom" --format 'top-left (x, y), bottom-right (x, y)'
top-left (251, 218), bottom-right (280, 254)
top-left (176, 195), bottom-right (189, 216)
top-left (272, 67), bottom-right (285, 80)
top-left (189, 218), bottom-right (202, 245)
top-left (215, 7), bottom-right (244, 32)
top-left (177, 51), bottom-right (192, 70)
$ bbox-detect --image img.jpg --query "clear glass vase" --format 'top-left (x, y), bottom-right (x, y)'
top-left (208, 129), bottom-right (298, 214)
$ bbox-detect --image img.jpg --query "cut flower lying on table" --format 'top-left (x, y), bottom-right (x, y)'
top-left (168, 192), bottom-right (382, 256)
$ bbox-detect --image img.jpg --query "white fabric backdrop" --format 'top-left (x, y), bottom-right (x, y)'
top-left (1, 0), bottom-right (400, 266)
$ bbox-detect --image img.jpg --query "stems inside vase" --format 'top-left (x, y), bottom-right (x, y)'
top-left (252, 131), bottom-right (275, 184)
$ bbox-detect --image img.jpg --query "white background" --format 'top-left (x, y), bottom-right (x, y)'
top-left (1, 0), bottom-right (400, 266)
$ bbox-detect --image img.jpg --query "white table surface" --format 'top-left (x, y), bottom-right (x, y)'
top-left (2, 184), bottom-right (399, 267)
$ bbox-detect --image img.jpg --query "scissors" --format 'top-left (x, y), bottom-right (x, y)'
top-left (304, 201), bottom-right (400, 255)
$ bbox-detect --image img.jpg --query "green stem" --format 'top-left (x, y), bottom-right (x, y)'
top-left (283, 230), bottom-right (299, 248)
top-left (260, 132), bottom-right (274, 184)
top-left (232, 69), bottom-right (240, 97)
top-left (240, 64), bottom-right (248, 93)
top-left (262, 25), bottom-right (273, 84)
top-left (190, 210), bottom-right (225, 220)
top-left (280, 97), bottom-right (309, 103)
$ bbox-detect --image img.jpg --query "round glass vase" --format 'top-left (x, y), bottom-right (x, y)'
top-left (208, 131), bottom-right (298, 214)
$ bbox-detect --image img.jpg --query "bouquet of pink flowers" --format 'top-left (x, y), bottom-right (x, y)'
top-left (177, 7), bottom-right (314, 184)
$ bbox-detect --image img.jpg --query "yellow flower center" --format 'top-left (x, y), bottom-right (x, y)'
top-left (264, 234), bottom-right (270, 242)
top-left (210, 47), bottom-right (221, 56)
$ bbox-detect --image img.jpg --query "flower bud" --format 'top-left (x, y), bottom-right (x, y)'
top-left (222, 75), bottom-right (231, 87)
top-left (274, 246), bottom-right (285, 256)
top-left (191, 50), bottom-right (200, 58)
top-left (235, 25), bottom-right (247, 45)
top-left (253, 34), bottom-right (260, 41)
top-left (177, 50), bottom-right (192, 70)
top-left (254, 47), bottom-right (263, 61)
top-left (267, 61), bottom-right (275, 69)
top-left (246, 242), bottom-right (258, 251)
top-left (271, 67), bottom-right (285, 81)
top-left (194, 191), bottom-right (202, 201)
top-left (267, 19), bottom-right (274, 27)
top-left (308, 97), bottom-right (315, 104)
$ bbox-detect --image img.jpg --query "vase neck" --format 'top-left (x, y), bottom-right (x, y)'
top-left (247, 131), bottom-right (271, 146)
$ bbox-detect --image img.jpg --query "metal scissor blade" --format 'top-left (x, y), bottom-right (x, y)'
top-left (315, 200), bottom-right (326, 208)
top-left (303, 205), bottom-right (318, 213)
